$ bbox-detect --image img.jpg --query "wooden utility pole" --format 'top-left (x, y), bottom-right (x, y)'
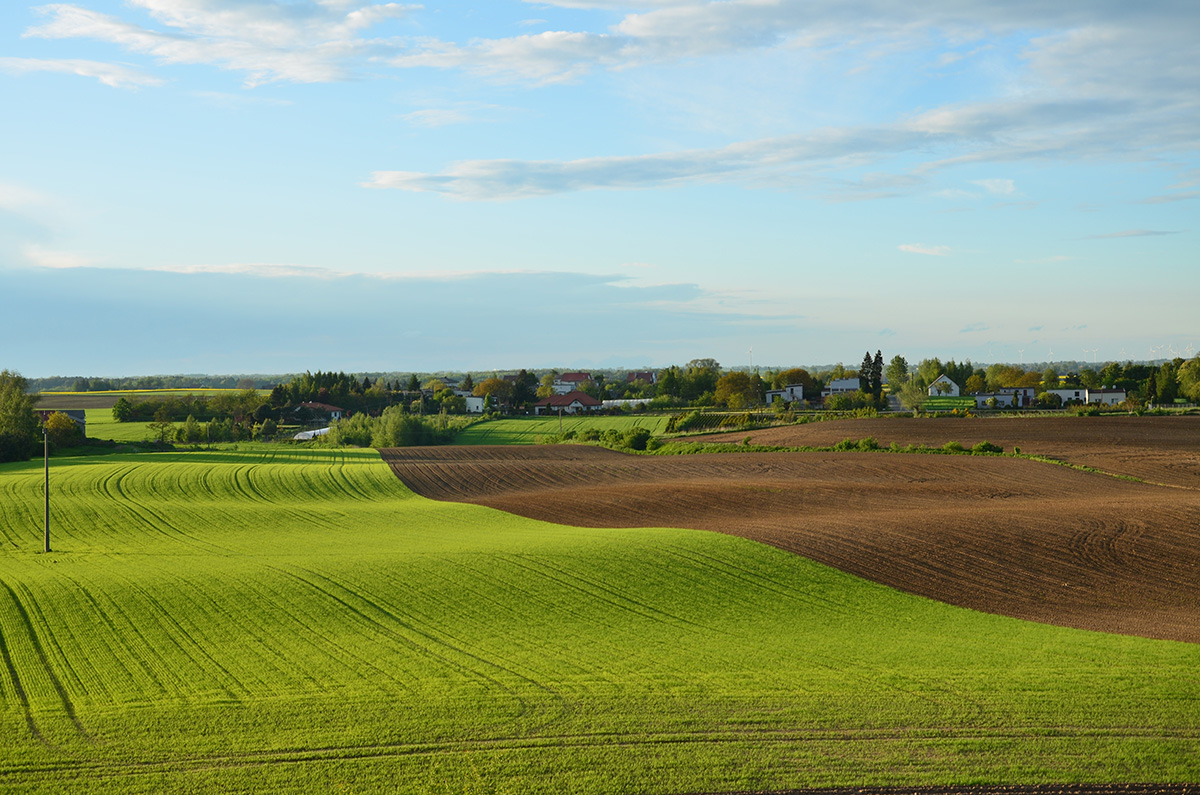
top-left (43, 429), bottom-right (50, 553)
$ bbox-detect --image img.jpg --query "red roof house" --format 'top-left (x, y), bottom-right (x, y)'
top-left (533, 390), bottom-right (602, 415)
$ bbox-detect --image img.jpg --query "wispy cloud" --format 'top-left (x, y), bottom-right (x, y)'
top-left (0, 181), bottom-right (54, 213)
top-left (23, 243), bottom-right (99, 269)
top-left (1136, 192), bottom-right (1198, 205)
top-left (24, 1), bottom-right (418, 86)
top-left (898, 243), bottom-right (950, 256)
top-left (1015, 255), bottom-right (1072, 264)
top-left (0, 56), bottom-right (162, 88)
top-left (1084, 229), bottom-right (1184, 239)
top-left (973, 178), bottom-right (1015, 195)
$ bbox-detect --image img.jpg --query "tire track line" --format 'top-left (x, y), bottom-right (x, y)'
top-left (0, 580), bottom-right (89, 741)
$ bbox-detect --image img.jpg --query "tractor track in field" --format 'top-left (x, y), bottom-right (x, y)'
top-left (381, 427), bottom-right (1200, 644)
top-left (2, 726), bottom-right (1199, 785)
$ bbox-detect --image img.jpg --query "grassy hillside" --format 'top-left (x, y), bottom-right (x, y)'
top-left (0, 449), bottom-right (1197, 793)
top-left (456, 415), bottom-right (668, 445)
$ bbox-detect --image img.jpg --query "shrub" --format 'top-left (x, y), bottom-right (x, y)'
top-left (971, 440), bottom-right (1003, 454)
top-left (941, 441), bottom-right (964, 452)
top-left (621, 427), bottom-right (652, 451)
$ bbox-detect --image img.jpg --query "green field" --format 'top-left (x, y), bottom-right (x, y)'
top-left (455, 415), bottom-right (669, 445)
top-left (82, 409), bottom-right (157, 442)
top-left (0, 449), bottom-right (1197, 793)
top-left (924, 396), bottom-right (976, 411)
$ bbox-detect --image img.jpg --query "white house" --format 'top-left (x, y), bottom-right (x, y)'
top-left (552, 372), bottom-right (593, 395)
top-left (766, 384), bottom-right (804, 404)
top-left (927, 374), bottom-right (960, 397)
top-left (1047, 388), bottom-right (1088, 404)
top-left (971, 387), bottom-right (1037, 409)
top-left (821, 378), bottom-right (860, 397)
top-left (465, 396), bottom-right (486, 414)
top-left (297, 402), bottom-right (345, 420)
top-left (1088, 388), bottom-right (1127, 405)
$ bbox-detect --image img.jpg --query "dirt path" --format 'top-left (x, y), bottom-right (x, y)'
top-left (382, 444), bottom-right (1200, 644)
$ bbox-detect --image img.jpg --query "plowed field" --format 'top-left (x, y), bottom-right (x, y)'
top-left (705, 415), bottom-right (1200, 488)
top-left (382, 444), bottom-right (1200, 643)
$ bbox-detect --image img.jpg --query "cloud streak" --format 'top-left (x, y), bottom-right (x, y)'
top-left (1084, 229), bottom-right (1184, 239)
top-left (24, 1), bottom-right (418, 86)
top-left (899, 243), bottom-right (950, 256)
top-left (0, 56), bottom-right (163, 88)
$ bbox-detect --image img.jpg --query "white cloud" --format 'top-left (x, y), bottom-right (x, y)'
top-left (398, 104), bottom-right (503, 127)
top-left (392, 31), bottom-right (624, 83)
top-left (973, 178), bottom-right (1015, 195)
top-left (1136, 192), bottom-right (1198, 205)
top-left (24, 1), bottom-right (418, 86)
top-left (0, 56), bottom-right (163, 88)
top-left (1084, 229), bottom-right (1184, 240)
top-left (146, 262), bottom-right (349, 278)
top-left (0, 181), bottom-right (54, 213)
top-left (23, 244), bottom-right (99, 269)
top-left (898, 243), bottom-right (950, 256)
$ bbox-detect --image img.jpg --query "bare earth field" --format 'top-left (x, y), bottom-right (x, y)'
top-left (382, 425), bottom-right (1200, 644)
top-left (704, 415), bottom-right (1200, 489)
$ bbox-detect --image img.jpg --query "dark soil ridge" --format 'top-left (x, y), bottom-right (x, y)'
top-left (687, 785), bottom-right (1200, 795)
top-left (381, 444), bottom-right (1200, 644)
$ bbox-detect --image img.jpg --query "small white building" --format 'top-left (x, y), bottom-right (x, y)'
top-left (465, 396), bottom-right (486, 414)
top-left (552, 372), bottom-right (593, 395)
top-left (1047, 388), bottom-right (1088, 404)
top-left (1088, 388), bottom-right (1127, 405)
top-left (821, 378), bottom-right (860, 397)
top-left (766, 384), bottom-right (804, 404)
top-left (927, 375), bottom-right (960, 397)
top-left (971, 387), bottom-right (1037, 409)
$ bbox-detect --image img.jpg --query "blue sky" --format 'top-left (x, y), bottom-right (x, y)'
top-left (1, 1), bottom-right (1196, 376)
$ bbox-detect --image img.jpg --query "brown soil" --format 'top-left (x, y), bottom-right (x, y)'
top-left (692, 787), bottom-right (1200, 795)
top-left (381, 443), bottom-right (1200, 644)
top-left (703, 415), bottom-right (1200, 489)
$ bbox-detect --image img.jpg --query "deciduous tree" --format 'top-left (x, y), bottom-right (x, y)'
top-left (0, 370), bottom-right (39, 462)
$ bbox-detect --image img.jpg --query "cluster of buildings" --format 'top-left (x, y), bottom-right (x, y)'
top-left (925, 376), bottom-right (1127, 408)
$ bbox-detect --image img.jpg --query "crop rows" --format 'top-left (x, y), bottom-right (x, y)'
top-left (0, 448), bottom-right (1198, 792)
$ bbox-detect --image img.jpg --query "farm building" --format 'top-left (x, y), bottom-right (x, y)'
top-left (821, 378), bottom-right (860, 397)
top-left (1088, 388), bottom-right (1127, 405)
top-left (927, 375), bottom-right (960, 396)
top-left (766, 384), bottom-right (804, 404)
top-left (552, 373), bottom-right (593, 395)
top-left (971, 387), bottom-right (1037, 409)
top-left (1048, 388), bottom-right (1088, 404)
top-left (533, 390), bottom-right (603, 415)
top-left (296, 402), bottom-right (345, 420)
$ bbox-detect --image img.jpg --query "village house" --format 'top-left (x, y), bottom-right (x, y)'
top-left (765, 384), bottom-right (804, 404)
top-left (533, 390), bottom-right (603, 415)
top-left (820, 378), bottom-right (860, 398)
top-left (296, 401), bottom-right (345, 421)
top-left (552, 372), bottom-right (593, 395)
top-left (970, 387), bottom-right (1037, 409)
top-left (625, 371), bottom-right (657, 384)
top-left (927, 374), bottom-right (960, 396)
